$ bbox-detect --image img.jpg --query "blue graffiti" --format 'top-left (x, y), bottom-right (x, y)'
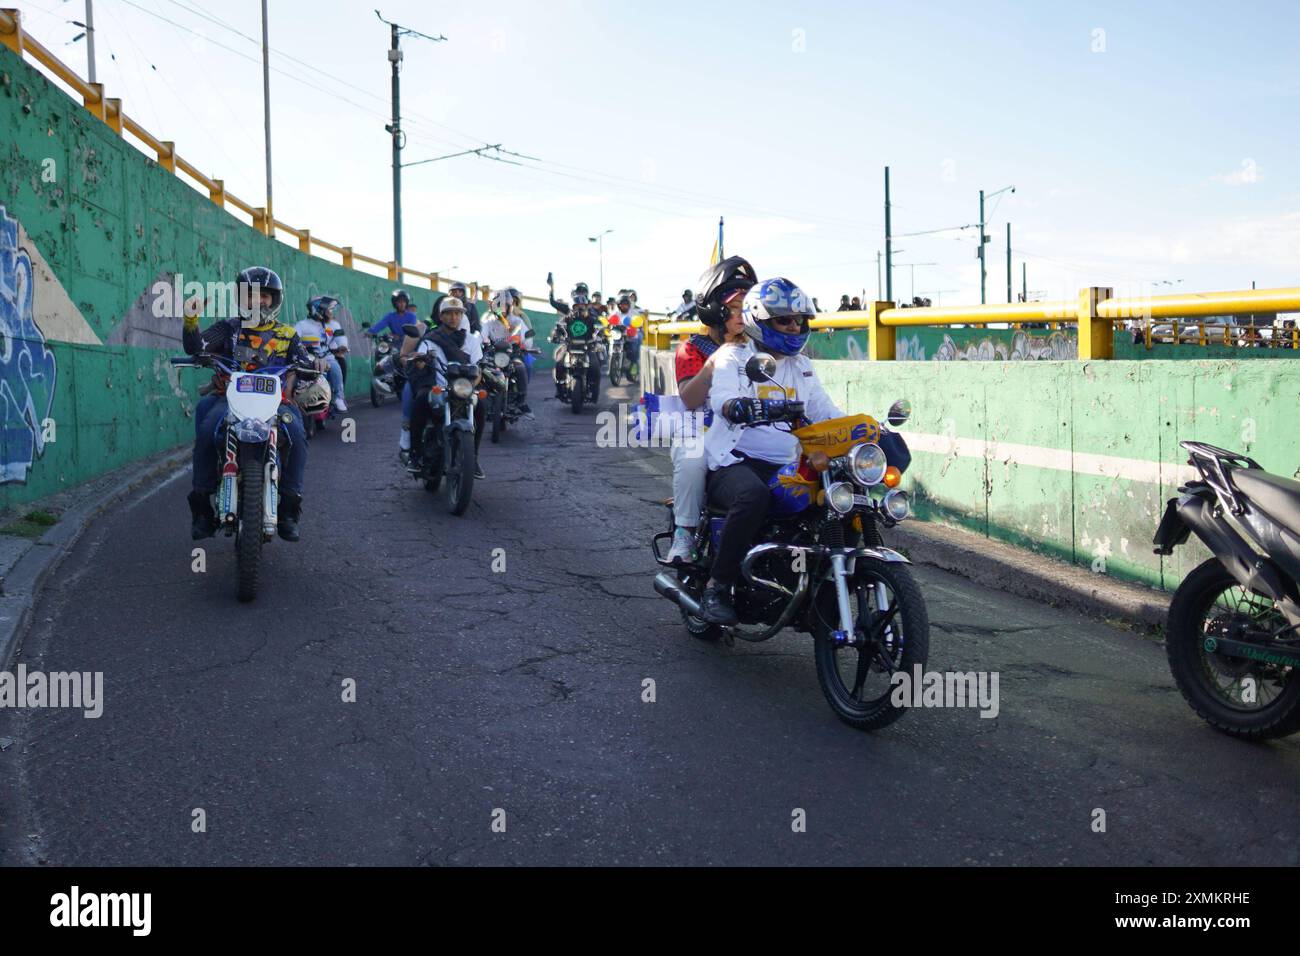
top-left (0, 206), bottom-right (58, 484)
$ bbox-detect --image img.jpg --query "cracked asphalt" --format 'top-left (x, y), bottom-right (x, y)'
top-left (0, 379), bottom-right (1297, 866)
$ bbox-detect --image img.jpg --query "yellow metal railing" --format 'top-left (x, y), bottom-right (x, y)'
top-left (647, 286), bottom-right (1300, 359)
top-left (1, 8), bottom-right (503, 300)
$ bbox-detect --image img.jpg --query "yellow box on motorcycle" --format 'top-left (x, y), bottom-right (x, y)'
top-left (794, 414), bottom-right (882, 458)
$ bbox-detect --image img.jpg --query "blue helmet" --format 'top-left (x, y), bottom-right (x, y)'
top-left (741, 277), bottom-right (815, 355)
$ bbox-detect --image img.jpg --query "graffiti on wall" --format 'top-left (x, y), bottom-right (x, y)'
top-left (0, 206), bottom-right (58, 484)
top-left (897, 329), bottom-right (1076, 362)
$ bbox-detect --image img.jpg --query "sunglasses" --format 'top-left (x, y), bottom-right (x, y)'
top-left (771, 315), bottom-right (803, 329)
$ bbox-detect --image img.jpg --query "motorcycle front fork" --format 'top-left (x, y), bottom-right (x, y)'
top-left (827, 552), bottom-right (894, 648)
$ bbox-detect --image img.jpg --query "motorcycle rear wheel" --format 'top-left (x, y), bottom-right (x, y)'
top-left (812, 559), bottom-right (929, 731)
top-left (235, 449), bottom-right (265, 603)
top-left (491, 394), bottom-right (504, 444)
top-left (1166, 558), bottom-right (1300, 739)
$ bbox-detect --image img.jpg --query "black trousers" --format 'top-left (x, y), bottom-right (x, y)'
top-left (707, 457), bottom-right (780, 588)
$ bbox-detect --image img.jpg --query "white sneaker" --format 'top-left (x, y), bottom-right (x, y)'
top-left (333, 397), bottom-right (349, 413)
top-left (666, 528), bottom-right (697, 565)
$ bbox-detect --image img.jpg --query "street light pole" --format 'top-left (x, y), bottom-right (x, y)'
top-left (978, 184), bottom-right (1014, 304)
top-left (261, 0), bottom-right (273, 237)
top-left (84, 0), bottom-right (97, 83)
top-left (589, 229), bottom-right (613, 295)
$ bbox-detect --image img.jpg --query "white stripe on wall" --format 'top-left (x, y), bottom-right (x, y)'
top-left (903, 432), bottom-right (1198, 486)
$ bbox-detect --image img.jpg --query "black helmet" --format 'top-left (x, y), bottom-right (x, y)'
top-left (391, 288), bottom-right (410, 309)
top-left (696, 255), bottom-right (757, 328)
top-left (682, 289), bottom-right (694, 300)
top-left (307, 295), bottom-right (339, 324)
top-left (572, 281), bottom-right (590, 300)
top-left (236, 266), bottom-right (284, 326)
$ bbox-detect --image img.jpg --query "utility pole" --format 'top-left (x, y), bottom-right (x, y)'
top-left (1022, 262), bottom-right (1027, 303)
top-left (978, 184), bottom-right (1015, 304)
top-left (84, 1), bottom-right (97, 83)
top-left (378, 11), bottom-right (446, 271)
top-left (589, 229), bottom-right (613, 295)
top-left (876, 250), bottom-right (882, 301)
top-left (261, 0), bottom-right (273, 237)
top-left (1006, 222), bottom-right (1012, 304)
top-left (884, 167), bottom-right (892, 302)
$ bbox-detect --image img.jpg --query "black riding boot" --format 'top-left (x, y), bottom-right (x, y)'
top-left (188, 490), bottom-right (217, 540)
top-left (278, 492), bottom-right (303, 542)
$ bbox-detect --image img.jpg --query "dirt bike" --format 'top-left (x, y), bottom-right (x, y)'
top-left (1154, 441), bottom-right (1300, 738)
top-left (651, 353), bottom-right (929, 730)
top-left (172, 351), bottom-right (319, 602)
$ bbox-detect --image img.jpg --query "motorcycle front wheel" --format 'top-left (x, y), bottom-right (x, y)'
top-left (490, 393), bottom-right (505, 444)
top-left (445, 428), bottom-right (475, 516)
top-left (1166, 558), bottom-right (1300, 739)
top-left (812, 558), bottom-right (929, 731)
top-left (570, 373), bottom-right (584, 414)
top-left (234, 446), bottom-right (265, 603)
top-left (609, 349), bottom-right (622, 387)
top-left (370, 381), bottom-right (383, 408)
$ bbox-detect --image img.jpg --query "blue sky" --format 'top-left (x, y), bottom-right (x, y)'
top-left (16, 0), bottom-right (1300, 311)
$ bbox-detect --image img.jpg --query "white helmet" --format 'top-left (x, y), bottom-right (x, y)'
top-left (295, 376), bottom-right (332, 416)
top-left (491, 288), bottom-right (514, 315)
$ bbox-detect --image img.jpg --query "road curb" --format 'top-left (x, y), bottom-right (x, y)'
top-left (0, 446), bottom-right (190, 670)
top-left (887, 520), bottom-right (1171, 631)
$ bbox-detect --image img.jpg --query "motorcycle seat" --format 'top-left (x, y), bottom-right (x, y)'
top-left (1233, 468), bottom-right (1300, 528)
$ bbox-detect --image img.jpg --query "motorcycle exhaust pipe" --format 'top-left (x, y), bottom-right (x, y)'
top-left (654, 571), bottom-right (705, 619)
top-left (1179, 496), bottom-right (1294, 605)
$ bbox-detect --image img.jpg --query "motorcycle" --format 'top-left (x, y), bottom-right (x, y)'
top-left (295, 334), bottom-right (334, 438)
top-left (482, 338), bottom-right (537, 443)
top-left (605, 324), bottom-right (639, 387)
top-left (651, 353), bottom-right (930, 731)
top-left (554, 323), bottom-right (602, 414)
top-left (171, 350), bottom-right (319, 602)
top-left (368, 333), bottom-right (401, 408)
top-left (1153, 441), bottom-right (1300, 738)
top-left (407, 325), bottom-right (482, 517)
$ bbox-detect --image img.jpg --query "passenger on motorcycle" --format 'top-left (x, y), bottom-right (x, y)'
top-left (446, 281), bottom-right (482, 334)
top-left (183, 266), bottom-right (311, 543)
top-left (406, 297), bottom-right (488, 480)
top-left (365, 288), bottom-right (421, 456)
top-left (295, 295), bottom-right (348, 413)
top-left (665, 256), bottom-right (756, 565)
top-left (482, 289), bottom-right (533, 413)
top-left (607, 293), bottom-right (644, 378)
top-left (698, 276), bottom-right (844, 625)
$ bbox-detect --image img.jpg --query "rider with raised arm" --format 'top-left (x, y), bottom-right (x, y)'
top-left (183, 266), bottom-right (311, 543)
top-left (698, 276), bottom-right (844, 625)
top-left (547, 276), bottom-right (600, 399)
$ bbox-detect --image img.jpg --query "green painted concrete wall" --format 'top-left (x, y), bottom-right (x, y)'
top-left (0, 45), bottom-right (560, 512)
top-left (814, 359), bottom-right (1300, 590)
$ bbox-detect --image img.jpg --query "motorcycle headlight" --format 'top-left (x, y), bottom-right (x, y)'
top-left (848, 442), bottom-right (888, 486)
top-left (882, 489), bottom-right (910, 521)
top-left (232, 418), bottom-right (273, 443)
top-left (827, 482), bottom-right (855, 515)
top-left (493, 351), bottom-right (510, 368)
top-left (451, 378), bottom-right (473, 399)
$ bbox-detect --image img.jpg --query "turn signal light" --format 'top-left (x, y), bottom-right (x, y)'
top-left (431, 386), bottom-right (444, 395)
top-left (883, 466), bottom-right (902, 488)
top-left (477, 389), bottom-right (488, 400)
top-left (807, 451), bottom-right (830, 473)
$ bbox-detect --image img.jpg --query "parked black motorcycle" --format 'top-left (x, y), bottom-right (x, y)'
top-left (651, 353), bottom-right (929, 731)
top-left (1154, 441), bottom-right (1300, 738)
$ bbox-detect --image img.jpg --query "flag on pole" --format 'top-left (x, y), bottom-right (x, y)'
top-left (708, 216), bottom-right (725, 265)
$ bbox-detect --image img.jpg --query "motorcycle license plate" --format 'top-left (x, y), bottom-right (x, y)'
top-left (236, 375), bottom-right (279, 395)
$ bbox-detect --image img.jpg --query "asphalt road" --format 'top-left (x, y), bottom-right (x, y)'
top-left (1, 378), bottom-right (1297, 866)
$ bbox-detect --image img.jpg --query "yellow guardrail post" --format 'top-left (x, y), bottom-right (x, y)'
top-left (1, 9), bottom-right (24, 55)
top-left (105, 97), bottom-right (123, 135)
top-left (208, 178), bottom-right (224, 208)
top-left (342, 246), bottom-right (353, 270)
top-left (867, 301), bottom-right (896, 361)
top-left (83, 81), bottom-right (106, 121)
top-left (387, 261), bottom-right (398, 281)
top-left (430, 273), bottom-right (440, 292)
top-left (298, 229), bottom-right (310, 254)
top-left (158, 140), bottom-right (176, 173)
top-left (1076, 287), bottom-right (1114, 360)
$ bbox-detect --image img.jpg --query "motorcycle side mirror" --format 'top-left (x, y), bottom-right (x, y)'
top-left (745, 353), bottom-right (777, 384)
top-left (361, 321), bottom-right (371, 329)
top-left (401, 323), bottom-right (422, 339)
top-left (887, 398), bottom-right (912, 426)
